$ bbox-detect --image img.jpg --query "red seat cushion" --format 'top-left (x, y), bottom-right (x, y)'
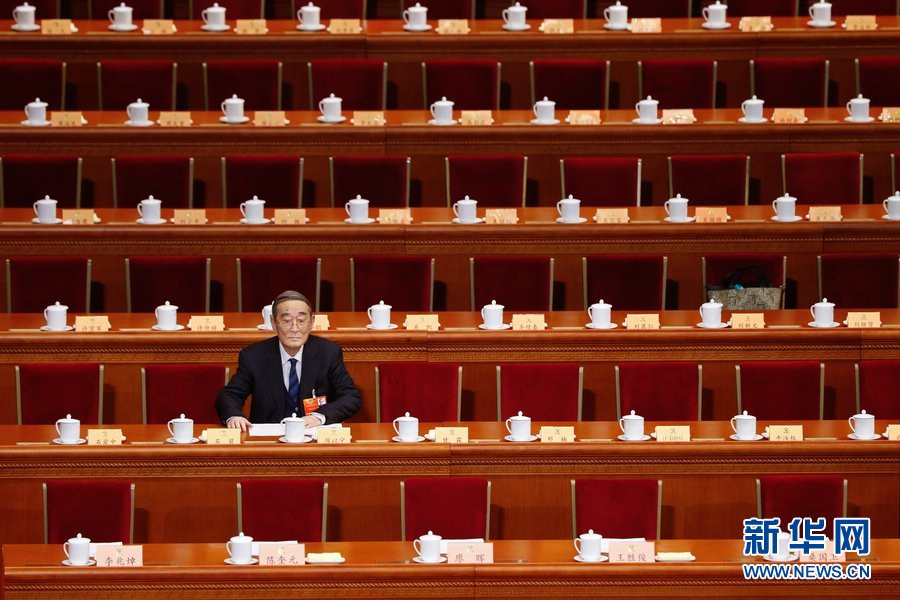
top-left (0, 59), bottom-right (64, 110)
top-left (352, 255), bottom-right (432, 311)
top-left (378, 362), bottom-right (461, 422)
top-left (332, 156), bottom-right (409, 208)
top-left (114, 155), bottom-right (192, 209)
top-left (223, 155), bottom-right (302, 208)
top-left (739, 361), bottom-right (821, 420)
top-left (238, 255), bottom-right (319, 312)
top-left (670, 155), bottom-right (748, 206)
top-left (783, 153), bottom-right (861, 205)
top-left (99, 61), bottom-right (174, 112)
top-left (144, 364), bottom-right (226, 424)
top-left (574, 479), bottom-right (659, 539)
top-left (19, 363), bottom-right (102, 425)
top-left (759, 475), bottom-right (844, 536)
top-left (562, 158), bottom-right (641, 207)
top-left (498, 363), bottom-right (580, 421)
top-left (8, 256), bottom-right (90, 313)
top-left (447, 155), bottom-right (525, 207)
top-left (753, 58), bottom-right (828, 108)
top-left (127, 256), bottom-right (208, 313)
top-left (857, 56), bottom-right (900, 107)
top-left (617, 362), bottom-right (699, 421)
top-left (532, 60), bottom-right (608, 110)
top-left (857, 360), bottom-right (900, 419)
top-left (472, 256), bottom-right (552, 311)
top-left (641, 59), bottom-right (716, 109)
top-left (584, 254), bottom-right (665, 311)
top-left (403, 478), bottom-right (488, 540)
top-left (1, 155), bottom-right (80, 208)
top-left (205, 60), bottom-right (280, 111)
top-left (45, 480), bottom-right (132, 544)
top-left (239, 479), bottom-right (326, 541)
top-left (819, 253), bottom-right (899, 308)
top-left (424, 60), bottom-right (499, 110)
top-left (309, 59), bottom-right (385, 111)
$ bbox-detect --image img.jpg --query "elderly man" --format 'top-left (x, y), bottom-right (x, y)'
top-left (216, 290), bottom-right (361, 430)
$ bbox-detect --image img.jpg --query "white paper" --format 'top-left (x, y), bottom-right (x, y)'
top-left (251, 540), bottom-right (298, 556)
top-left (601, 537), bottom-right (646, 553)
top-left (439, 538), bottom-right (484, 554)
top-left (89, 541), bottom-right (122, 557)
top-left (306, 423), bottom-right (341, 440)
top-left (248, 423), bottom-right (285, 437)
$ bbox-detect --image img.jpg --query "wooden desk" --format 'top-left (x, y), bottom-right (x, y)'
top-left (0, 422), bottom-right (897, 544)
top-left (4, 539), bottom-right (899, 599)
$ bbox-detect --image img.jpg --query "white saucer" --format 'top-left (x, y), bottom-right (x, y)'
top-left (574, 554), bottom-right (608, 563)
top-left (297, 23), bottom-right (326, 31)
top-left (220, 116), bottom-right (250, 124)
top-left (504, 434), bottom-right (538, 442)
top-left (11, 23), bottom-right (40, 32)
top-left (617, 434), bottom-right (651, 442)
top-left (366, 323), bottom-right (399, 330)
top-left (882, 215), bottom-right (900, 221)
top-left (40, 325), bottom-right (74, 332)
top-left (344, 217), bottom-right (376, 224)
top-left (738, 117), bottom-right (767, 124)
top-left (278, 436), bottom-right (313, 443)
top-left (317, 115), bottom-right (346, 123)
top-left (585, 322), bottom-right (617, 329)
top-left (392, 435), bottom-right (426, 443)
top-left (632, 117), bottom-right (663, 125)
top-left (664, 217), bottom-right (696, 223)
top-left (306, 556), bottom-right (346, 564)
top-left (696, 322), bottom-right (729, 329)
top-left (169, 217), bottom-right (207, 224)
top-left (412, 556), bottom-right (447, 564)
top-left (502, 23), bottom-right (530, 31)
top-left (21, 119), bottom-right (51, 126)
top-left (151, 324), bottom-right (184, 331)
top-left (807, 321), bottom-right (839, 328)
top-left (603, 23), bottom-right (630, 30)
top-left (556, 217), bottom-right (588, 224)
top-left (771, 215), bottom-right (802, 222)
top-left (240, 218), bottom-right (271, 225)
top-left (764, 554), bottom-right (799, 562)
top-left (428, 119), bottom-right (457, 126)
top-left (165, 437), bottom-right (199, 444)
top-left (109, 23), bottom-right (138, 31)
top-left (655, 554), bottom-right (695, 562)
top-left (224, 557), bottom-right (258, 565)
top-left (62, 559), bottom-right (96, 566)
top-left (52, 437), bottom-right (86, 445)
top-left (729, 433), bottom-right (764, 441)
top-left (807, 20), bottom-right (836, 28)
top-left (136, 218), bottom-right (166, 225)
top-left (403, 23), bottom-right (432, 31)
top-left (531, 118), bottom-right (560, 125)
top-left (844, 116), bottom-right (875, 123)
top-left (452, 217), bottom-right (485, 224)
top-left (701, 21), bottom-right (730, 30)
top-left (257, 324), bottom-right (273, 330)
top-left (125, 120), bottom-right (154, 127)
top-left (201, 24), bottom-right (231, 31)
top-left (32, 217), bottom-right (62, 225)
top-left (478, 323), bottom-right (511, 330)
top-left (848, 433), bottom-right (881, 441)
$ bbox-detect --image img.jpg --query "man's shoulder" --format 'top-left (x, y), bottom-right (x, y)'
top-left (307, 334), bottom-right (341, 355)
top-left (241, 336), bottom-right (280, 359)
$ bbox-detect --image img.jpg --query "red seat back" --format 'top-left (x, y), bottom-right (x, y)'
top-left (378, 362), bottom-right (461, 422)
top-left (114, 155), bottom-right (192, 209)
top-left (239, 255), bottom-right (319, 312)
top-left (127, 256), bottom-right (208, 313)
top-left (352, 255), bottom-right (432, 311)
top-left (309, 59), bottom-right (385, 111)
top-left (1, 155), bottom-right (80, 208)
top-left (403, 478), bottom-right (488, 540)
top-left (332, 155), bottom-right (409, 208)
top-left (424, 60), bottom-right (499, 110)
top-left (239, 479), bottom-right (326, 541)
top-left (0, 59), bottom-right (64, 110)
top-left (617, 362), bottom-right (699, 421)
top-left (532, 60), bottom-right (608, 110)
top-left (8, 256), bottom-right (90, 313)
top-left (784, 152), bottom-right (861, 205)
top-left (498, 363), bottom-right (580, 421)
top-left (641, 59), bottom-right (716, 109)
top-left (144, 364), bottom-right (226, 424)
top-left (562, 158), bottom-right (641, 207)
top-left (223, 155), bottom-right (302, 208)
top-left (447, 155), bottom-right (525, 207)
top-left (857, 360), bottom-right (900, 419)
top-left (857, 56), bottom-right (900, 107)
top-left (584, 254), bottom-right (665, 311)
top-left (759, 475), bottom-right (844, 536)
top-left (739, 361), bottom-right (822, 420)
top-left (45, 480), bottom-right (131, 544)
top-left (574, 479), bottom-right (659, 539)
top-left (820, 253), bottom-right (899, 308)
top-left (472, 256), bottom-right (552, 311)
top-left (753, 58), bottom-right (828, 108)
top-left (670, 155), bottom-right (748, 206)
top-left (205, 60), bottom-right (280, 111)
top-left (19, 363), bottom-right (101, 425)
top-left (99, 60), bottom-right (174, 111)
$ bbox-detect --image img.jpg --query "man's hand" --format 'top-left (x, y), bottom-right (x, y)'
top-left (302, 414), bottom-right (323, 428)
top-left (226, 416), bottom-right (252, 431)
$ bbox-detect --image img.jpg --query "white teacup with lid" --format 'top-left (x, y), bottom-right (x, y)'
top-left (848, 409), bottom-right (875, 439)
top-left (202, 2), bottom-right (227, 29)
top-left (24, 97), bottom-right (48, 124)
top-left (699, 299), bottom-right (723, 327)
top-left (13, 2), bottom-right (36, 29)
top-left (345, 195), bottom-right (370, 223)
top-left (702, 0), bottom-right (727, 27)
top-left (154, 300), bottom-right (178, 330)
top-left (393, 412), bottom-right (419, 441)
top-left (452, 195), bottom-right (478, 223)
top-left (240, 195), bottom-right (266, 223)
top-left (730, 410), bottom-right (757, 440)
top-left (603, 0), bottom-right (628, 28)
top-left (635, 96), bottom-right (659, 123)
top-left (108, 2), bottom-right (133, 29)
top-left (34, 195), bottom-right (58, 224)
top-left (126, 98), bottom-right (150, 126)
top-left (430, 96), bottom-right (454, 124)
top-left (883, 191), bottom-right (900, 220)
top-left (574, 529), bottom-right (603, 561)
top-left (741, 95), bottom-right (765, 123)
top-left (281, 412), bottom-right (306, 442)
top-left (619, 409), bottom-right (644, 440)
top-left (64, 533), bottom-right (91, 565)
top-left (808, 0), bottom-right (832, 25)
top-left (167, 413), bottom-right (194, 443)
top-left (772, 193), bottom-right (797, 221)
top-left (55, 413), bottom-right (80, 443)
top-left (502, 2), bottom-right (528, 30)
top-left (138, 195), bottom-right (162, 223)
top-left (810, 298), bottom-right (835, 327)
top-left (226, 531), bottom-right (254, 564)
top-left (532, 96), bottom-right (556, 124)
top-left (403, 2), bottom-right (428, 29)
top-left (221, 94), bottom-right (245, 123)
top-left (481, 300), bottom-right (504, 329)
top-left (846, 94), bottom-right (871, 122)
top-left (664, 193), bottom-right (690, 222)
top-left (414, 531), bottom-right (442, 562)
top-left (368, 300), bottom-right (392, 329)
top-left (588, 299), bottom-right (612, 329)
top-left (44, 301), bottom-right (68, 331)
top-left (556, 194), bottom-right (581, 223)
top-left (297, 2), bottom-right (320, 28)
top-left (505, 411), bottom-right (531, 440)
top-left (318, 93), bottom-right (342, 121)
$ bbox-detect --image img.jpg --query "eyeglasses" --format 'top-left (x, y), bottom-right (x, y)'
top-left (275, 316), bottom-right (310, 329)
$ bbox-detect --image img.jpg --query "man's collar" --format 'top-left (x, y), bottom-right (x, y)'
top-left (278, 342), bottom-right (304, 363)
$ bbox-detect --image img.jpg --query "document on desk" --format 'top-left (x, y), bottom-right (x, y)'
top-left (601, 538), bottom-right (645, 553)
top-left (248, 423), bottom-right (285, 437)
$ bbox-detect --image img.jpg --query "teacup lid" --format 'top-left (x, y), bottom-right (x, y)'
top-left (353, 194), bottom-right (367, 201)
top-left (283, 412), bottom-right (302, 421)
top-left (746, 94), bottom-right (761, 102)
top-left (40, 194), bottom-right (56, 202)
top-left (856, 409), bottom-right (872, 417)
top-left (227, 93), bottom-right (242, 101)
top-left (20, 2), bottom-right (31, 6)
top-left (622, 409), bottom-right (641, 420)
top-left (232, 531), bottom-right (252, 542)
top-left (325, 92), bottom-right (340, 100)
top-left (158, 300), bottom-right (177, 310)
top-left (485, 299), bottom-right (503, 308)
top-left (131, 97), bottom-right (148, 106)
top-left (510, 410), bottom-right (527, 419)
top-left (47, 300), bottom-right (67, 310)
top-left (250, 195), bottom-right (263, 202)
top-left (59, 412), bottom-right (76, 422)
top-left (118, 2), bottom-right (127, 7)
top-left (413, 1), bottom-right (422, 5)
top-left (397, 411), bottom-right (416, 420)
top-left (29, 97), bottom-right (46, 105)
top-left (892, 190), bottom-right (900, 198)
top-left (211, 2), bottom-right (220, 6)
top-left (307, 1), bottom-right (315, 4)
top-left (735, 409), bottom-right (751, 418)
top-left (372, 300), bottom-right (391, 309)
top-left (420, 530), bottom-right (441, 540)
top-left (703, 298), bottom-right (722, 307)
top-left (592, 298), bottom-right (611, 308)
top-left (814, 297), bottom-right (834, 307)
top-left (537, 96), bottom-right (552, 104)
top-left (778, 192), bottom-right (796, 201)
top-left (641, 95), bottom-right (656, 103)
top-left (513, 1), bottom-right (523, 6)
top-left (581, 528), bottom-right (601, 538)
top-left (69, 532), bottom-right (89, 543)
top-left (460, 194), bottom-right (476, 203)
top-left (670, 193), bottom-right (687, 202)
top-left (562, 194), bottom-right (578, 202)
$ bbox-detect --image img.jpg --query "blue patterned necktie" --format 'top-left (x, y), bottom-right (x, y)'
top-left (287, 358), bottom-right (300, 413)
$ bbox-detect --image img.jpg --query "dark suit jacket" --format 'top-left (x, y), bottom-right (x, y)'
top-left (215, 335), bottom-right (361, 425)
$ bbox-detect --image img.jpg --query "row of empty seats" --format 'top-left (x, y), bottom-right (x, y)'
top-left (6, 56), bottom-right (900, 111)
top-left (2, 152), bottom-right (894, 208)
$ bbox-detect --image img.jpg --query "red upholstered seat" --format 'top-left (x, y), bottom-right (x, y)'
top-left (783, 152), bottom-right (862, 205)
top-left (856, 360), bottom-right (900, 419)
top-left (308, 59), bottom-right (386, 111)
top-left (561, 158), bottom-right (641, 207)
top-left (710, 0), bottom-right (797, 16)
top-left (583, 254), bottom-right (666, 311)
top-left (517, 0), bottom-right (585, 19)
top-left (204, 60), bottom-right (281, 111)
top-left (331, 155), bottom-right (410, 208)
top-left (828, 0), bottom-right (897, 15)
top-left (531, 60), bottom-right (609, 110)
top-left (616, 362), bottom-right (700, 420)
top-left (402, 478), bottom-right (489, 540)
top-left (1, 155), bottom-right (81, 208)
top-left (90, 0), bottom-right (163, 20)
top-left (572, 479), bottom-right (660, 539)
top-left (222, 155), bottom-right (303, 208)
top-left (737, 361), bottom-right (823, 419)
top-left (126, 256), bottom-right (210, 313)
top-left (44, 480), bottom-right (133, 544)
top-left (239, 479), bottom-right (327, 541)
top-left (856, 57), bottom-right (900, 107)
top-left (639, 59), bottom-right (717, 109)
top-left (7, 257), bottom-right (91, 313)
top-left (497, 363), bottom-right (581, 421)
top-left (0, 0), bottom-right (59, 18)
top-left (758, 476), bottom-right (845, 537)
top-left (423, 60), bottom-right (500, 110)
top-left (237, 255), bottom-right (320, 312)
top-left (377, 362), bottom-right (461, 422)
top-left (0, 59), bottom-right (65, 110)
top-left (113, 156), bottom-right (192, 209)
top-left (752, 58), bottom-right (829, 108)
top-left (191, 0), bottom-right (263, 18)
top-left (98, 61), bottom-right (175, 111)
top-left (351, 255), bottom-right (433, 311)
top-left (143, 364), bottom-right (227, 424)
top-left (669, 155), bottom-right (749, 206)
top-left (307, 0), bottom-right (366, 18)
top-left (611, 0), bottom-right (690, 17)
top-left (818, 253), bottom-right (900, 308)
top-left (18, 363), bottom-right (102, 424)
top-left (471, 256), bottom-right (553, 311)
top-left (403, 0), bottom-right (471, 19)
top-left (446, 155), bottom-right (526, 207)
top-left (702, 253), bottom-right (786, 306)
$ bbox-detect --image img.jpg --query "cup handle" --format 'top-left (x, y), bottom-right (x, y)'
top-left (220, 101), bottom-right (227, 115)
top-left (240, 203), bottom-right (247, 217)
top-left (367, 307), bottom-right (373, 322)
top-left (318, 99), bottom-right (325, 113)
top-left (699, 307), bottom-right (705, 320)
top-left (392, 418), bottom-right (401, 436)
top-left (618, 418), bottom-right (625, 434)
top-left (701, 6), bottom-right (709, 20)
top-left (201, 9), bottom-right (209, 23)
top-left (12, 8), bottom-right (18, 20)
top-left (55, 419), bottom-right (62, 437)
top-left (502, 8), bottom-right (509, 22)
top-left (663, 200), bottom-right (671, 215)
top-left (127, 105), bottom-right (135, 120)
top-left (154, 306), bottom-right (160, 322)
top-left (413, 539), bottom-right (421, 556)
top-left (603, 7), bottom-right (610, 20)
top-left (848, 416), bottom-right (856, 433)
top-left (108, 9), bottom-right (115, 22)
top-left (452, 203), bottom-right (459, 217)
top-left (402, 9), bottom-right (410, 23)
top-left (884, 199), bottom-right (889, 214)
top-left (429, 103), bottom-right (437, 119)
top-left (167, 420), bottom-right (175, 436)
top-left (138, 201), bottom-right (145, 217)
top-left (772, 199), bottom-right (778, 214)
top-left (345, 202), bottom-right (352, 217)
top-left (33, 201), bottom-right (40, 216)
top-left (533, 105), bottom-right (539, 119)
top-left (480, 307), bottom-right (486, 322)
top-left (226, 541), bottom-right (233, 557)
top-left (262, 307), bottom-right (267, 323)
top-left (635, 101), bottom-right (641, 117)
top-left (810, 306), bottom-right (816, 321)
top-left (64, 542), bottom-right (70, 558)
top-left (574, 539), bottom-right (581, 554)
top-left (588, 306), bottom-right (594, 321)
top-left (505, 418), bottom-right (513, 434)
top-left (846, 100), bottom-right (853, 115)
top-left (808, 5), bottom-right (815, 19)
top-left (740, 100), bottom-right (748, 114)
top-left (730, 417), bottom-right (738, 433)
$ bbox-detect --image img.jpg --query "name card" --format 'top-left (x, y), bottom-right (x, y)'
top-left (404, 314), bottom-right (441, 331)
top-left (188, 315), bottom-right (225, 331)
top-left (74, 315), bottom-right (111, 332)
top-left (207, 428), bottom-right (241, 444)
top-left (317, 427), bottom-right (351, 444)
top-left (799, 540), bottom-right (845, 563)
top-left (62, 209), bottom-right (94, 224)
top-left (655, 425), bottom-right (691, 442)
top-left (378, 208), bottom-right (412, 224)
top-left (158, 111), bottom-right (192, 127)
top-left (328, 18), bottom-right (361, 33)
top-left (731, 313), bottom-right (765, 329)
top-left (41, 19), bottom-right (73, 34)
top-left (259, 543), bottom-right (304, 566)
top-left (844, 15), bottom-right (877, 30)
top-left (846, 312), bottom-right (881, 328)
top-left (662, 109), bottom-right (697, 125)
top-left (539, 426), bottom-right (575, 443)
top-left (630, 18), bottom-right (661, 33)
top-left (460, 110), bottom-right (494, 126)
top-left (880, 108), bottom-right (900, 122)
top-left (808, 206), bottom-right (842, 222)
top-left (485, 208), bottom-right (518, 224)
top-left (313, 314), bottom-right (330, 331)
top-left (540, 18), bottom-right (574, 34)
top-left (886, 425), bottom-right (900, 441)
top-left (447, 542), bottom-right (493, 564)
top-left (352, 111), bottom-right (385, 126)
top-left (253, 111), bottom-right (286, 126)
top-left (624, 313), bottom-right (660, 330)
top-left (739, 16), bottom-right (773, 32)
top-left (769, 425), bottom-right (803, 442)
top-left (608, 541), bottom-right (656, 563)
top-left (173, 209), bottom-right (205, 224)
top-left (50, 112), bottom-right (83, 127)
top-left (235, 18), bottom-right (267, 34)
top-left (273, 209), bottom-right (306, 225)
top-left (567, 110), bottom-right (601, 125)
top-left (594, 208), bottom-right (629, 224)
top-left (511, 314), bottom-right (546, 331)
top-left (695, 207), bottom-right (729, 223)
top-left (772, 108), bottom-right (806, 124)
top-left (87, 428), bottom-right (124, 445)
top-left (96, 545), bottom-right (143, 567)
top-left (143, 19), bottom-right (175, 34)
top-left (437, 19), bottom-right (469, 34)
top-left (433, 426), bottom-right (469, 443)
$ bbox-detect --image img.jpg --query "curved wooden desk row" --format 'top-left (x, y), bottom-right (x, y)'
top-left (4, 540), bottom-right (899, 599)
